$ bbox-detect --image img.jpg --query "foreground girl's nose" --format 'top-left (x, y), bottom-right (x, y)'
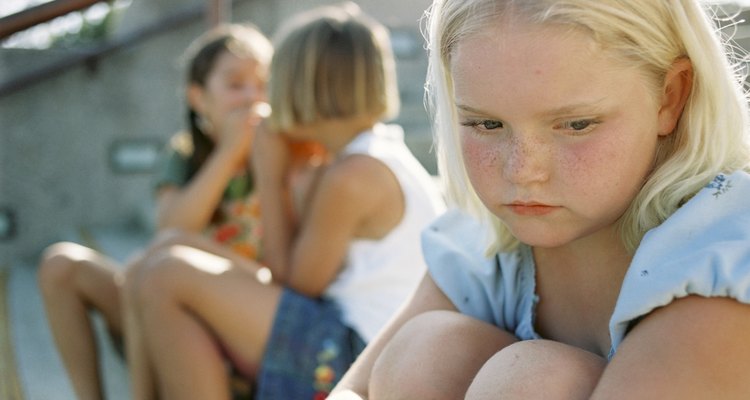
top-left (502, 134), bottom-right (550, 185)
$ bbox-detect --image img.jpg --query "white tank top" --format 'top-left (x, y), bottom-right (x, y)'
top-left (323, 123), bottom-right (446, 342)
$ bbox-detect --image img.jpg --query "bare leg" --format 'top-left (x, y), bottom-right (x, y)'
top-left (120, 251), bottom-right (158, 400)
top-left (122, 229), bottom-right (270, 399)
top-left (148, 228), bottom-right (266, 270)
top-left (133, 245), bottom-right (281, 399)
top-left (37, 242), bottom-right (123, 400)
top-left (465, 340), bottom-right (606, 400)
top-left (369, 310), bottom-right (518, 400)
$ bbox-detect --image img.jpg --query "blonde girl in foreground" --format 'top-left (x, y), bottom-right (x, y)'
top-left (330, 0), bottom-right (750, 398)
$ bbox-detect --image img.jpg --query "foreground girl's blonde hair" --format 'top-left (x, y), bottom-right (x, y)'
top-left (425, 0), bottom-right (750, 253)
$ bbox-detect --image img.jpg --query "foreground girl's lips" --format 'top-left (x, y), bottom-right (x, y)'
top-left (506, 202), bottom-right (559, 216)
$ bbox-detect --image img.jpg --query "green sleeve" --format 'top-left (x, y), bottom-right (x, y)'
top-left (152, 145), bottom-right (190, 194)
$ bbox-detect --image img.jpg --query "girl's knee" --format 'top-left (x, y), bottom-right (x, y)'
top-left (126, 250), bottom-right (193, 312)
top-left (37, 242), bottom-right (88, 295)
top-left (121, 252), bottom-right (151, 297)
top-left (371, 311), bottom-right (515, 400)
top-left (466, 340), bottom-right (605, 399)
top-left (147, 228), bottom-right (191, 251)
top-left (123, 250), bottom-right (176, 309)
top-left (370, 311), bottom-right (456, 399)
top-left (120, 256), bottom-right (146, 309)
top-left (374, 310), bottom-right (479, 367)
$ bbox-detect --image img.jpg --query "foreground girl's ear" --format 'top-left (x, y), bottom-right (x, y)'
top-left (657, 57), bottom-right (693, 136)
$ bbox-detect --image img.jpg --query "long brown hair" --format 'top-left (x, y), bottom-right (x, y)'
top-left (181, 24), bottom-right (272, 179)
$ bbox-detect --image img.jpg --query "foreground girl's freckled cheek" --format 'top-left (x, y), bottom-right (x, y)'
top-left (462, 139), bottom-right (499, 172)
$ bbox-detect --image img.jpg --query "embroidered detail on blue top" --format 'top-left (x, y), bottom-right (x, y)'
top-left (706, 174), bottom-right (732, 198)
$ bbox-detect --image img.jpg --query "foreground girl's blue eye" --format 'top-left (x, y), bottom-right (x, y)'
top-left (556, 118), bottom-right (600, 134)
top-left (461, 119), bottom-right (504, 130)
top-left (482, 120), bottom-right (503, 129)
top-left (568, 120), bottom-right (591, 130)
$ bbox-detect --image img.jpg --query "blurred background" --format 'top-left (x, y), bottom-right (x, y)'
top-left (0, 3), bottom-right (437, 397)
top-left (0, 0), bottom-right (436, 268)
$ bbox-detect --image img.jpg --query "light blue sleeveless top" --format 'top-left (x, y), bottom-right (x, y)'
top-left (424, 171), bottom-right (750, 359)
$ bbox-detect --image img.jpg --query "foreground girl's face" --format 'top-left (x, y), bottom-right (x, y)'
top-left (451, 21), bottom-right (662, 249)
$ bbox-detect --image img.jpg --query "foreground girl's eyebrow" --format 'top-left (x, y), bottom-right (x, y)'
top-left (456, 99), bottom-right (608, 117)
top-left (540, 99), bottom-right (608, 118)
top-left (455, 103), bottom-right (495, 116)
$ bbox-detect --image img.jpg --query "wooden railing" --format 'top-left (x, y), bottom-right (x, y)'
top-left (0, 0), bottom-right (105, 40)
top-left (0, 0), bottom-right (234, 98)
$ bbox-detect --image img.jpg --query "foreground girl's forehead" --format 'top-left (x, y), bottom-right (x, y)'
top-left (449, 27), bottom-right (600, 81)
top-left (451, 21), bottom-right (597, 68)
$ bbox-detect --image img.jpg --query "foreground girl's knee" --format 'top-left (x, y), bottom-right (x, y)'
top-left (371, 311), bottom-right (514, 400)
top-left (370, 311), bottom-right (458, 399)
top-left (465, 340), bottom-right (605, 400)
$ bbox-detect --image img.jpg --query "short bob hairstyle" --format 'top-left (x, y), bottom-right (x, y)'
top-left (424, 0), bottom-right (750, 253)
top-left (268, 2), bottom-right (400, 132)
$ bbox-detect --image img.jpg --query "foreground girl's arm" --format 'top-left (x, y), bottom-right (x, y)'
top-left (332, 268), bottom-right (520, 399)
top-left (590, 296), bottom-right (750, 399)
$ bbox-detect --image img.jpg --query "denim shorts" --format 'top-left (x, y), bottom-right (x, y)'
top-left (254, 289), bottom-right (367, 400)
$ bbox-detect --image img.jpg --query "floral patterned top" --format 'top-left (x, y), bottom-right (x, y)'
top-left (202, 175), bottom-right (263, 260)
top-left (153, 132), bottom-right (263, 260)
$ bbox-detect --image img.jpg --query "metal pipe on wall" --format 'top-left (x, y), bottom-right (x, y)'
top-left (207, 0), bottom-right (231, 26)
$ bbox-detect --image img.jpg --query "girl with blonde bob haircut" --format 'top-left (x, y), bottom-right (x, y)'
top-left (330, 0), bottom-right (750, 399)
top-left (267, 1), bottom-right (400, 132)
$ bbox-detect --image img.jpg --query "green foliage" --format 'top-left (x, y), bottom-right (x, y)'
top-left (50, 2), bottom-right (117, 48)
